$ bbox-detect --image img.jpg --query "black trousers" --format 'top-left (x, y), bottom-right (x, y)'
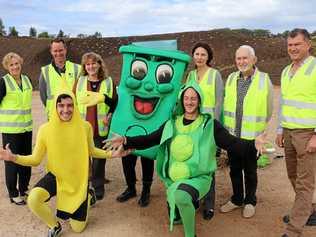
top-left (121, 154), bottom-right (154, 188)
top-left (228, 142), bottom-right (258, 206)
top-left (91, 136), bottom-right (106, 196)
top-left (2, 132), bottom-right (32, 198)
top-left (203, 173), bottom-right (215, 210)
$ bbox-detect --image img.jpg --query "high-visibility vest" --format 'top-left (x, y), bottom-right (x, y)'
top-left (223, 70), bottom-right (270, 140)
top-left (41, 60), bottom-right (80, 116)
top-left (76, 76), bottom-right (113, 137)
top-left (0, 74), bottom-right (32, 133)
top-left (281, 56), bottom-right (316, 129)
top-left (187, 68), bottom-right (219, 116)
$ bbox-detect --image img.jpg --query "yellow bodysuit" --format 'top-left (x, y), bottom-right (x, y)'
top-left (15, 90), bottom-right (111, 214)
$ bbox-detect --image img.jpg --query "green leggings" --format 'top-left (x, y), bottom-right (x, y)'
top-left (27, 187), bottom-right (90, 233)
top-left (174, 189), bottom-right (196, 237)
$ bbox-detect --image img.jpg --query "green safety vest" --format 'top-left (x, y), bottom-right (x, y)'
top-left (0, 74), bottom-right (32, 133)
top-left (41, 60), bottom-right (80, 116)
top-left (76, 76), bottom-right (113, 137)
top-left (223, 70), bottom-right (270, 140)
top-left (281, 56), bottom-right (316, 129)
top-left (187, 68), bottom-right (219, 116)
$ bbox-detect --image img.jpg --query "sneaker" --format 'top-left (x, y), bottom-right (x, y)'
top-left (220, 201), bottom-right (241, 213)
top-left (47, 222), bottom-right (62, 237)
top-left (243, 204), bottom-right (256, 218)
top-left (10, 196), bottom-right (26, 205)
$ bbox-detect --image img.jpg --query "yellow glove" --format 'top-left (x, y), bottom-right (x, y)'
top-left (78, 91), bottom-right (105, 107)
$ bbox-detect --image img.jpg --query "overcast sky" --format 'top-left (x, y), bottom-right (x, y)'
top-left (1, 0), bottom-right (315, 37)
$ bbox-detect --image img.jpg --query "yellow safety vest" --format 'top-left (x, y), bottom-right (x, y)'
top-left (0, 74), bottom-right (32, 133)
top-left (281, 56), bottom-right (316, 129)
top-left (187, 68), bottom-right (219, 116)
top-left (76, 76), bottom-right (113, 137)
top-left (223, 70), bottom-right (270, 140)
top-left (41, 60), bottom-right (80, 116)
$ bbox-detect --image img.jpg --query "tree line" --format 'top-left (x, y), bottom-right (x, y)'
top-left (0, 18), bottom-right (102, 38)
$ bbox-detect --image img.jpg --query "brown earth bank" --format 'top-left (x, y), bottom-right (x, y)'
top-left (0, 29), bottom-right (294, 88)
top-left (0, 88), bottom-right (315, 237)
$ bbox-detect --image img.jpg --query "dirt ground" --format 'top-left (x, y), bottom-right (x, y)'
top-left (0, 88), bottom-right (315, 237)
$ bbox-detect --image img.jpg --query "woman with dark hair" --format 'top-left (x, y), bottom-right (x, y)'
top-left (74, 52), bottom-right (117, 200)
top-left (0, 52), bottom-right (33, 205)
top-left (186, 42), bottom-right (224, 220)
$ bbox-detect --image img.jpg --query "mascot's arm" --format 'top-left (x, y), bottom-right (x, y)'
top-left (86, 123), bottom-right (112, 159)
top-left (15, 128), bottom-right (46, 166)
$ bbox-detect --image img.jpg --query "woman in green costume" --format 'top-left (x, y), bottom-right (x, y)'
top-left (107, 80), bottom-right (265, 237)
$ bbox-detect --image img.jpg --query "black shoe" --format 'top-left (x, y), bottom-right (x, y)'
top-left (95, 188), bottom-right (105, 201)
top-left (89, 187), bottom-right (97, 206)
top-left (306, 211), bottom-right (316, 226)
top-left (138, 190), bottom-right (150, 207)
top-left (203, 209), bottom-right (214, 220)
top-left (116, 187), bottom-right (136, 203)
top-left (283, 212), bottom-right (316, 226)
top-left (282, 215), bottom-right (290, 224)
top-left (281, 234), bottom-right (288, 237)
top-left (47, 222), bottom-right (62, 237)
top-left (10, 196), bottom-right (26, 205)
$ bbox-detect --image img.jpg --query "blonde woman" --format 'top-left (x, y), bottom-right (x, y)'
top-left (0, 52), bottom-right (33, 205)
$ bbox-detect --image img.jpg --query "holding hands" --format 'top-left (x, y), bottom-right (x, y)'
top-left (103, 133), bottom-right (132, 158)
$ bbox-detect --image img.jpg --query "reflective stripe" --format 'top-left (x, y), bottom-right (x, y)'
top-left (282, 98), bottom-right (316, 110)
top-left (282, 115), bottom-right (316, 126)
top-left (44, 66), bottom-right (53, 100)
top-left (105, 78), bottom-right (111, 94)
top-left (241, 130), bottom-right (262, 138)
top-left (0, 109), bottom-right (31, 115)
top-left (282, 66), bottom-right (290, 78)
top-left (258, 72), bottom-right (265, 90)
top-left (227, 72), bottom-right (236, 86)
top-left (3, 75), bottom-right (15, 91)
top-left (22, 75), bottom-right (31, 90)
top-left (202, 107), bottom-right (215, 114)
top-left (98, 114), bottom-right (107, 120)
top-left (305, 58), bottom-right (316, 76)
top-left (224, 111), bottom-right (266, 122)
top-left (0, 121), bottom-right (32, 127)
top-left (207, 70), bottom-right (214, 85)
top-left (77, 76), bottom-right (86, 92)
top-left (74, 64), bottom-right (79, 79)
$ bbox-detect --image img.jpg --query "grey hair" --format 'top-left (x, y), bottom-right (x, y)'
top-left (237, 45), bottom-right (256, 57)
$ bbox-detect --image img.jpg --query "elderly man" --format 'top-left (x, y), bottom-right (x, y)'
top-left (220, 45), bottom-right (273, 218)
top-left (276, 28), bottom-right (316, 237)
top-left (39, 38), bottom-right (81, 116)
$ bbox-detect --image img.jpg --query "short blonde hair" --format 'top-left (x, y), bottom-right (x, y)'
top-left (2, 52), bottom-right (24, 71)
top-left (80, 52), bottom-right (109, 80)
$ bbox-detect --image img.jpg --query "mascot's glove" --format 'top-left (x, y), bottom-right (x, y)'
top-left (78, 91), bottom-right (105, 107)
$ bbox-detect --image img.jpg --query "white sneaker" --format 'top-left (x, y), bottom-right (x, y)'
top-left (220, 201), bottom-right (241, 213)
top-left (243, 204), bottom-right (256, 218)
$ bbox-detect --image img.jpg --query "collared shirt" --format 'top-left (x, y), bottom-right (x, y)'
top-left (234, 71), bottom-right (254, 137)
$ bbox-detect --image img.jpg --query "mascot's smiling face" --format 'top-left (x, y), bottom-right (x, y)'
top-left (110, 42), bottom-right (190, 158)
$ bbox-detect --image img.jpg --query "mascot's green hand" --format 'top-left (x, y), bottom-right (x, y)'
top-left (79, 91), bottom-right (105, 107)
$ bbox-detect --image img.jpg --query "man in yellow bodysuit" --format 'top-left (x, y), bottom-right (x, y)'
top-left (0, 90), bottom-right (127, 237)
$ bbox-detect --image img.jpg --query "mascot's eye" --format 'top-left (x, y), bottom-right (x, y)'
top-left (131, 60), bottom-right (147, 80)
top-left (156, 64), bottom-right (173, 84)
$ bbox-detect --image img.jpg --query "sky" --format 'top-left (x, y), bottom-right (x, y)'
top-left (0, 0), bottom-right (315, 37)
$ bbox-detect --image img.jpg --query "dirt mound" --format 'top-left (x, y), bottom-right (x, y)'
top-left (0, 30), bottom-right (290, 88)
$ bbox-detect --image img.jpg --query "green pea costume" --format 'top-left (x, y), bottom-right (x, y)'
top-left (155, 81), bottom-right (216, 237)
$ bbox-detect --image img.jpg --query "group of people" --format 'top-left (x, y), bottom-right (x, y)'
top-left (0, 28), bottom-right (315, 237)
